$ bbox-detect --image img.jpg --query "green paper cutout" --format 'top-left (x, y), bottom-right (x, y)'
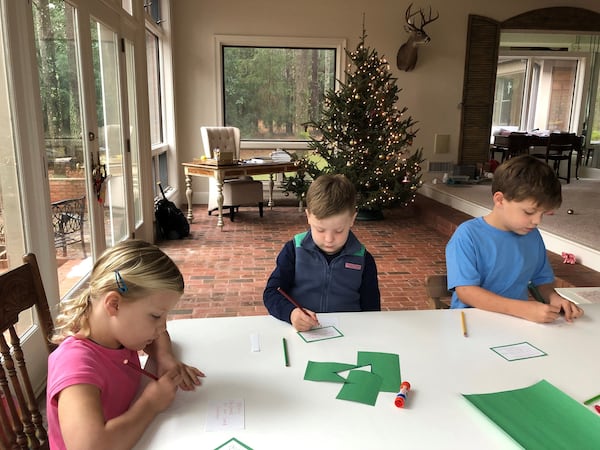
top-left (464, 380), bottom-right (600, 449)
top-left (336, 370), bottom-right (383, 405)
top-left (304, 361), bottom-right (358, 383)
top-left (214, 437), bottom-right (253, 449)
top-left (357, 351), bottom-right (401, 392)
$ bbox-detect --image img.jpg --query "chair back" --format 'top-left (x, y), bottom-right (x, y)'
top-left (547, 132), bottom-right (577, 157)
top-left (200, 127), bottom-right (241, 160)
top-left (424, 274), bottom-right (451, 309)
top-left (0, 254), bottom-right (55, 450)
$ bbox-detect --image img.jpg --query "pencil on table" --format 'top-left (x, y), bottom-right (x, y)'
top-left (277, 287), bottom-right (311, 317)
top-left (461, 311), bottom-right (468, 337)
top-left (282, 337), bottom-right (290, 367)
top-left (123, 359), bottom-right (159, 380)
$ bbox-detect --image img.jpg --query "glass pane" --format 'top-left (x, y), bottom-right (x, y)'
top-left (547, 60), bottom-right (578, 132)
top-left (125, 39), bottom-right (142, 228)
top-left (32, 0), bottom-right (89, 298)
top-left (91, 18), bottom-right (128, 246)
top-left (222, 46), bottom-right (336, 141)
top-left (146, 30), bottom-right (162, 146)
top-left (493, 59), bottom-right (526, 128)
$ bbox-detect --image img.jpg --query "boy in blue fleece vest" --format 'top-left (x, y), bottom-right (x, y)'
top-left (263, 174), bottom-right (380, 331)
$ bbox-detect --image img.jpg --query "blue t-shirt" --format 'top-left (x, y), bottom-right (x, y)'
top-left (445, 217), bottom-right (554, 308)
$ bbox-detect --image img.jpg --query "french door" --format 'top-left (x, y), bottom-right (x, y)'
top-left (32, 0), bottom-right (144, 300)
top-left (0, 0), bottom-right (148, 392)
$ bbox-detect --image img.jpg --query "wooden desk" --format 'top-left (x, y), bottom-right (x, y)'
top-left (182, 161), bottom-right (296, 228)
top-left (134, 306), bottom-right (600, 449)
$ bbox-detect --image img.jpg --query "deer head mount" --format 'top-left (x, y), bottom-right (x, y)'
top-left (396, 4), bottom-right (439, 72)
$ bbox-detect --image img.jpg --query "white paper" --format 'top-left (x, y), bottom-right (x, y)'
top-left (555, 287), bottom-right (600, 304)
top-left (491, 342), bottom-right (546, 361)
top-left (298, 326), bottom-right (343, 343)
top-left (205, 399), bottom-right (245, 432)
top-left (249, 333), bottom-right (260, 352)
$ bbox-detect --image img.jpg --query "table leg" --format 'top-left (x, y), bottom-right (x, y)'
top-left (268, 174), bottom-right (275, 208)
top-left (185, 174), bottom-right (194, 223)
top-left (215, 174), bottom-right (224, 229)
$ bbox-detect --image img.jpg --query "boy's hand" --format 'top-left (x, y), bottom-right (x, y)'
top-left (523, 301), bottom-right (562, 323)
top-left (548, 292), bottom-right (584, 322)
top-left (290, 307), bottom-right (319, 331)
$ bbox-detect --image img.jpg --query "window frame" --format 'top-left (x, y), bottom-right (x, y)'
top-left (215, 35), bottom-right (347, 150)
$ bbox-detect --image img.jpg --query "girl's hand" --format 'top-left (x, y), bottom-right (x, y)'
top-left (155, 352), bottom-right (205, 390)
top-left (140, 368), bottom-right (182, 413)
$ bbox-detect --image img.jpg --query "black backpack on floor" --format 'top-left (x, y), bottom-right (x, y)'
top-left (154, 182), bottom-right (190, 240)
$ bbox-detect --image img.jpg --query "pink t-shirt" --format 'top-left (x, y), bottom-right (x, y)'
top-left (47, 336), bottom-right (141, 450)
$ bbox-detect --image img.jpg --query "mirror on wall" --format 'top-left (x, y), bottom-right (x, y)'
top-left (458, 7), bottom-right (600, 168)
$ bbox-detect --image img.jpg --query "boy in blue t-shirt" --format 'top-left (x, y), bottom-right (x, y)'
top-left (263, 174), bottom-right (380, 331)
top-left (446, 155), bottom-right (583, 323)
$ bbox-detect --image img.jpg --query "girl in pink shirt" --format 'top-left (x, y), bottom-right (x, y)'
top-left (47, 240), bottom-right (205, 450)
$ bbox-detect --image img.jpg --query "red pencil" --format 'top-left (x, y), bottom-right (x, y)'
top-left (123, 359), bottom-right (159, 380)
top-left (277, 287), bottom-right (311, 317)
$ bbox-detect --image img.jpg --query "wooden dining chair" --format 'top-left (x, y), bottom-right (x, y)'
top-left (0, 253), bottom-right (55, 450)
top-left (531, 133), bottom-right (578, 184)
top-left (424, 274), bottom-right (451, 310)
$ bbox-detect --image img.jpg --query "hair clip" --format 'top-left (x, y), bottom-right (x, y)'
top-left (115, 270), bottom-right (128, 294)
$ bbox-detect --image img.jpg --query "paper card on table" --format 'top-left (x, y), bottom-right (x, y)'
top-left (490, 342), bottom-right (546, 361)
top-left (298, 325), bottom-right (343, 343)
top-left (205, 399), bottom-right (245, 432)
top-left (463, 380), bottom-right (600, 449)
top-left (555, 287), bottom-right (600, 304)
top-left (336, 370), bottom-right (383, 405)
top-left (356, 351), bottom-right (401, 392)
top-left (214, 437), bottom-right (253, 450)
top-left (304, 361), bottom-right (358, 383)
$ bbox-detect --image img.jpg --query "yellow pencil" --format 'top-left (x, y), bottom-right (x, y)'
top-left (461, 311), bottom-right (468, 337)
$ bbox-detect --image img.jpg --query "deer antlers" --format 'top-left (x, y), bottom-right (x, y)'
top-left (404, 3), bottom-right (439, 33)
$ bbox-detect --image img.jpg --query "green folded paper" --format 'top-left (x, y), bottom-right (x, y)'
top-left (464, 379), bottom-right (600, 449)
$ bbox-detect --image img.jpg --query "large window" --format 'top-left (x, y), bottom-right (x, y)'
top-left (217, 36), bottom-right (346, 149)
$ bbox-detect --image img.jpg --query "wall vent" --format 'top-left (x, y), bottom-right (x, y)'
top-left (428, 161), bottom-right (454, 173)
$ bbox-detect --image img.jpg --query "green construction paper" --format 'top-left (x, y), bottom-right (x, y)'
top-left (463, 379), bottom-right (600, 449)
top-left (304, 361), bottom-right (358, 383)
top-left (336, 370), bottom-right (383, 405)
top-left (214, 437), bottom-right (253, 449)
top-left (356, 351), bottom-right (401, 392)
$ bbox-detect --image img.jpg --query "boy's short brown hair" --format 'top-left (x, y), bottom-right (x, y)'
top-left (492, 155), bottom-right (562, 210)
top-left (306, 174), bottom-right (356, 219)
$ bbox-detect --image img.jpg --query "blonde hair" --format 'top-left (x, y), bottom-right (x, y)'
top-left (52, 239), bottom-right (184, 343)
top-left (306, 174), bottom-right (357, 219)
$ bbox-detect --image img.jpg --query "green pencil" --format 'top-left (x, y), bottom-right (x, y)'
top-left (583, 393), bottom-right (600, 406)
top-left (528, 282), bottom-right (546, 304)
top-left (282, 337), bottom-right (289, 367)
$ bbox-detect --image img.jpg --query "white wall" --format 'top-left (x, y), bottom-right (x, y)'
top-left (170, 0), bottom-right (600, 202)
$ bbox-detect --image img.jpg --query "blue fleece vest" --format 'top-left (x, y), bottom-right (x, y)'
top-left (289, 231), bottom-right (366, 313)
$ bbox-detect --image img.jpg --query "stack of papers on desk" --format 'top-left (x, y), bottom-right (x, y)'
top-left (247, 157), bottom-right (271, 164)
top-left (270, 149), bottom-right (292, 162)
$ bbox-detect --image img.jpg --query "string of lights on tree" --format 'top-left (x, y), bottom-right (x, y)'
top-left (299, 28), bottom-right (423, 212)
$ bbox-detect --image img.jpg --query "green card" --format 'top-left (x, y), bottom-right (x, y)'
top-left (464, 379), bottom-right (600, 449)
top-left (304, 361), bottom-right (358, 383)
top-left (357, 351), bottom-right (401, 392)
top-left (214, 437), bottom-right (253, 449)
top-left (336, 370), bottom-right (383, 405)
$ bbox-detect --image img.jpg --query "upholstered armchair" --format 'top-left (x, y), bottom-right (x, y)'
top-left (200, 126), bottom-right (264, 221)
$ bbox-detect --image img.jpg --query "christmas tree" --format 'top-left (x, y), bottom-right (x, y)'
top-left (298, 28), bottom-right (423, 215)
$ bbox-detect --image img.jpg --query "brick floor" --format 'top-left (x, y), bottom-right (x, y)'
top-left (158, 200), bottom-right (447, 320)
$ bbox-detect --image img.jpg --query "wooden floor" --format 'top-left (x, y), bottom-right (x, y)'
top-left (157, 195), bottom-right (600, 320)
